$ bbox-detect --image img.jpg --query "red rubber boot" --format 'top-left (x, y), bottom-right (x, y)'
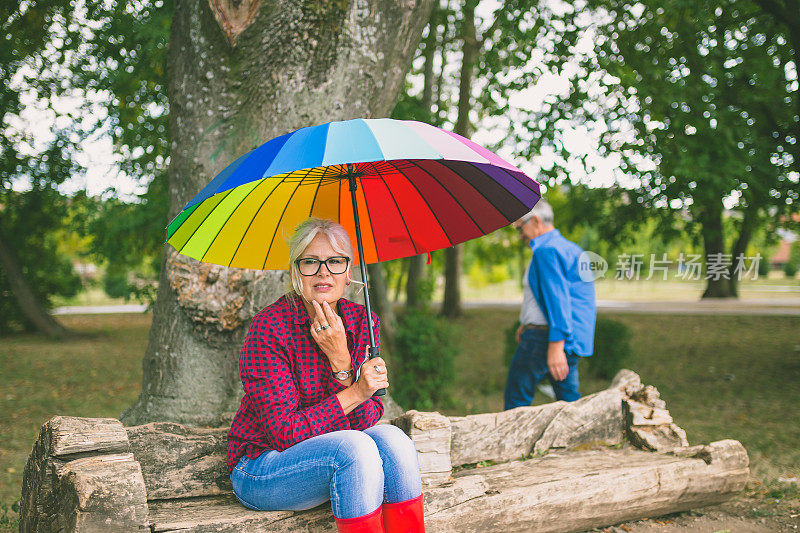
top-left (334, 506), bottom-right (385, 533)
top-left (382, 494), bottom-right (425, 533)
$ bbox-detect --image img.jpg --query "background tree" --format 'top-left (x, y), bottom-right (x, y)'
top-left (0, 2), bottom-right (86, 336)
top-left (395, 5), bottom-right (443, 311)
top-left (1, 0), bottom-right (173, 335)
top-left (394, 0), bottom-right (545, 315)
top-left (73, 0), bottom-right (172, 303)
top-left (492, 0), bottom-right (799, 297)
top-left (0, 137), bottom-right (82, 336)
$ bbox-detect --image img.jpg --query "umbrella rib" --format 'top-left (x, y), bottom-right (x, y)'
top-left (395, 161), bottom-right (474, 245)
top-left (411, 160), bottom-right (492, 235)
top-left (307, 168), bottom-right (324, 219)
top-left (493, 166), bottom-right (541, 220)
top-left (175, 189), bottom-right (234, 254)
top-left (448, 161), bottom-right (528, 220)
top-left (261, 173), bottom-right (304, 270)
top-left (336, 173), bottom-right (341, 223)
top-left (475, 164), bottom-right (538, 217)
top-left (356, 173), bottom-right (382, 262)
top-left (227, 177), bottom-right (284, 268)
top-left (307, 165), bottom-right (341, 218)
top-left (501, 167), bottom-right (541, 196)
top-left (374, 169), bottom-right (420, 255)
top-left (390, 162), bottom-right (454, 246)
top-left (199, 179), bottom-right (267, 262)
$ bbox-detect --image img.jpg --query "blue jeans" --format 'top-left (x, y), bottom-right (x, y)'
top-left (230, 424), bottom-right (422, 519)
top-left (504, 328), bottom-right (581, 410)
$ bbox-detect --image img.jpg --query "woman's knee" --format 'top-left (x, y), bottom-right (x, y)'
top-left (366, 425), bottom-right (422, 502)
top-left (333, 430), bottom-right (383, 470)
top-left (366, 425), bottom-right (418, 464)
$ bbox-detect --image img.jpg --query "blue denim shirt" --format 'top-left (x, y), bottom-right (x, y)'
top-left (527, 229), bottom-right (596, 356)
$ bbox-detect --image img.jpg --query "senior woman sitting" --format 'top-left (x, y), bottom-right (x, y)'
top-left (226, 217), bottom-right (425, 533)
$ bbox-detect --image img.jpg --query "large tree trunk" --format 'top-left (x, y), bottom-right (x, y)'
top-left (441, 0), bottom-right (478, 318)
top-left (121, 0), bottom-right (433, 426)
top-left (699, 203), bottom-right (735, 299)
top-left (0, 232), bottom-right (69, 338)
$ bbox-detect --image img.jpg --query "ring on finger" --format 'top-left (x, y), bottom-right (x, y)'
top-left (320, 324), bottom-right (330, 330)
top-left (374, 364), bottom-right (384, 374)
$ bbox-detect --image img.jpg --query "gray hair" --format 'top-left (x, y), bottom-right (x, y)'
top-left (287, 218), bottom-right (362, 299)
top-left (520, 199), bottom-right (554, 226)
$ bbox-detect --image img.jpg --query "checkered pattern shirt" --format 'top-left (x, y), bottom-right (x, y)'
top-left (226, 293), bottom-right (383, 471)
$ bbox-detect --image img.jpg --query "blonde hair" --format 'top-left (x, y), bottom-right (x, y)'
top-left (287, 218), bottom-right (364, 301)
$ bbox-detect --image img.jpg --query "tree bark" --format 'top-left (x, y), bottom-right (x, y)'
top-left (405, 254), bottom-right (426, 308)
top-left (442, 246), bottom-right (463, 317)
top-left (441, 0), bottom-right (478, 318)
top-left (121, 0), bottom-right (434, 426)
top-left (728, 206), bottom-right (757, 297)
top-left (0, 232), bottom-right (69, 337)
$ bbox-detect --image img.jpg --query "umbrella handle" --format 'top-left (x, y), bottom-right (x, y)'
top-left (368, 345), bottom-right (386, 397)
top-left (348, 173), bottom-right (384, 397)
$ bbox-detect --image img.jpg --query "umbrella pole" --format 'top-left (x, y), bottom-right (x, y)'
top-left (348, 171), bottom-right (386, 396)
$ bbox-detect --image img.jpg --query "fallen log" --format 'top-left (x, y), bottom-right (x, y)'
top-left (427, 440), bottom-right (748, 533)
top-left (19, 370), bottom-right (749, 532)
top-left (143, 440), bottom-right (748, 533)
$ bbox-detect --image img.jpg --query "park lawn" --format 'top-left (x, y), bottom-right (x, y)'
top-left (1, 310), bottom-right (799, 528)
top-left (50, 286), bottom-right (131, 308)
top-left (0, 313), bottom-right (151, 529)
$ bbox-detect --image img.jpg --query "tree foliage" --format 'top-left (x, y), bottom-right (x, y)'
top-left (1, 3), bottom-right (86, 332)
top-left (72, 1), bottom-right (172, 299)
top-left (391, 308), bottom-right (458, 410)
top-left (487, 0), bottom-right (799, 295)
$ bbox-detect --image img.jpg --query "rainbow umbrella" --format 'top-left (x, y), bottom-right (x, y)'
top-left (166, 118), bottom-right (541, 389)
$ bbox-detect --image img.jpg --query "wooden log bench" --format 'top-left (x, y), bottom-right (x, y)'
top-left (19, 371), bottom-right (749, 532)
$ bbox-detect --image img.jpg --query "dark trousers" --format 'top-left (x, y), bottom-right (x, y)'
top-left (503, 328), bottom-right (581, 410)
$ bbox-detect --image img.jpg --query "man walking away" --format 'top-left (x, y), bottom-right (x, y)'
top-left (504, 200), bottom-right (597, 410)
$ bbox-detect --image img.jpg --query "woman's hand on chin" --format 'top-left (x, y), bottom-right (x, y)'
top-left (309, 300), bottom-right (350, 368)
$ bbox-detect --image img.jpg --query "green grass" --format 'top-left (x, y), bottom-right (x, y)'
top-left (0, 313), bottom-right (150, 530)
top-left (1, 310), bottom-right (799, 529)
top-left (50, 286), bottom-right (132, 308)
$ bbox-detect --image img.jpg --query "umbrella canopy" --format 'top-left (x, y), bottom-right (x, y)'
top-left (166, 118), bottom-right (541, 269)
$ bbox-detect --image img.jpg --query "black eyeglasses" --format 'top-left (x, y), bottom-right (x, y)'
top-left (295, 256), bottom-right (350, 276)
top-left (516, 219), bottom-right (531, 232)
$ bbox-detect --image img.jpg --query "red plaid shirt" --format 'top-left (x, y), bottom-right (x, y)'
top-left (226, 293), bottom-right (383, 471)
